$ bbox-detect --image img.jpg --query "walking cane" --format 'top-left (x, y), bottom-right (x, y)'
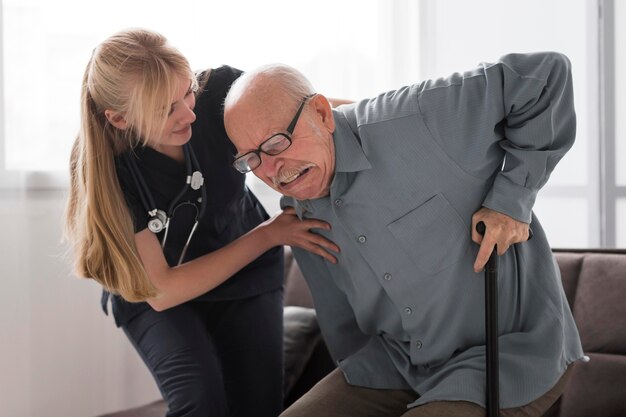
top-left (476, 221), bottom-right (533, 417)
top-left (476, 221), bottom-right (499, 417)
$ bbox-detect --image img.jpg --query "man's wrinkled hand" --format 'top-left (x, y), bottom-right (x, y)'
top-left (471, 207), bottom-right (531, 272)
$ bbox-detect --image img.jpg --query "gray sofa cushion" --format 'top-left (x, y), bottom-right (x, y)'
top-left (283, 306), bottom-right (322, 398)
top-left (559, 353), bottom-right (626, 417)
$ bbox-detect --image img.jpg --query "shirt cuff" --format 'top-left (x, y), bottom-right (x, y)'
top-left (482, 174), bottom-right (537, 223)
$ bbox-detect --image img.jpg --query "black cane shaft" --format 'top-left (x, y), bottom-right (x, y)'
top-left (485, 249), bottom-right (499, 417)
top-left (476, 221), bottom-right (500, 417)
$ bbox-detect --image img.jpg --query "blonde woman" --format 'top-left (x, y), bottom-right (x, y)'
top-left (65, 28), bottom-right (338, 417)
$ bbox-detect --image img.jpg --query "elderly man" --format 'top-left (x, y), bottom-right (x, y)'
top-left (224, 53), bottom-right (584, 417)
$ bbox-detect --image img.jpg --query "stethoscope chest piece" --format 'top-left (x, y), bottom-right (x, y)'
top-left (147, 209), bottom-right (168, 233)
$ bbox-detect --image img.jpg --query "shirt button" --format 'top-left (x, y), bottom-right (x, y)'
top-left (415, 340), bottom-right (423, 349)
top-left (334, 198), bottom-right (343, 207)
top-left (404, 307), bottom-right (412, 315)
top-left (383, 273), bottom-right (392, 281)
top-left (357, 235), bottom-right (367, 244)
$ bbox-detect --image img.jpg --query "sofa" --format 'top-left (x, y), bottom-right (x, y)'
top-left (98, 248), bottom-right (626, 417)
top-left (543, 249), bottom-right (626, 417)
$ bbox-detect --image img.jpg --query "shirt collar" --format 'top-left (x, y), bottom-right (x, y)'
top-left (332, 109), bottom-right (372, 173)
top-left (289, 108), bottom-right (371, 217)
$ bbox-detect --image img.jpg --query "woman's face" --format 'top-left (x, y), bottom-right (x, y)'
top-left (149, 76), bottom-right (197, 156)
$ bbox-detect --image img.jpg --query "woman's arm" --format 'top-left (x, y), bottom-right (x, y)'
top-left (328, 97), bottom-right (354, 107)
top-left (137, 208), bottom-right (338, 311)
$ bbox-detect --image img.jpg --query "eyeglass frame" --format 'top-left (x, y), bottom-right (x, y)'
top-left (231, 93), bottom-right (316, 173)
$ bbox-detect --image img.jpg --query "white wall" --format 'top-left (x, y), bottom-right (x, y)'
top-left (0, 185), bottom-right (282, 417)
top-left (0, 191), bottom-right (159, 417)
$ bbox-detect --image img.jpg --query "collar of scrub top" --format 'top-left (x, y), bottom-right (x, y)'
top-left (123, 142), bottom-right (207, 265)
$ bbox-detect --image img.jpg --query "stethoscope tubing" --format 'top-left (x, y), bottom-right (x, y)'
top-left (124, 143), bottom-right (206, 265)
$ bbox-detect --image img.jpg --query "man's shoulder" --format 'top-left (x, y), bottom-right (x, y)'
top-left (338, 85), bottom-right (421, 130)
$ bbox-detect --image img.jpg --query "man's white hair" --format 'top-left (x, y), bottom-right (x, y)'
top-left (224, 63), bottom-right (315, 111)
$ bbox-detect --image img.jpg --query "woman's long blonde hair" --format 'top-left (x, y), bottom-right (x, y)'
top-left (65, 28), bottom-right (196, 302)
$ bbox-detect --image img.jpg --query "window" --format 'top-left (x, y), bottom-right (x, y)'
top-left (1, 0), bottom-right (415, 172)
top-left (418, 0), bottom-right (625, 248)
top-left (1, 0), bottom-right (623, 247)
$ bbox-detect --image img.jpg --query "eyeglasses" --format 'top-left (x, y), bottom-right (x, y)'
top-left (232, 94), bottom-right (315, 173)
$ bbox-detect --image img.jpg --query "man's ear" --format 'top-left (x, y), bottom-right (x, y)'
top-left (104, 110), bottom-right (128, 130)
top-left (311, 94), bottom-right (335, 133)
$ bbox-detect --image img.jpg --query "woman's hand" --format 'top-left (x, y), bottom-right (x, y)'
top-left (262, 207), bottom-right (340, 263)
top-left (328, 97), bottom-right (354, 107)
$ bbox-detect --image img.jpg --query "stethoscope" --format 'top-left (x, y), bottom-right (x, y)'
top-left (123, 142), bottom-right (206, 265)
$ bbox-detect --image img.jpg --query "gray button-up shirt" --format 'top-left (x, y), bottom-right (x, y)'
top-left (283, 52), bottom-right (584, 409)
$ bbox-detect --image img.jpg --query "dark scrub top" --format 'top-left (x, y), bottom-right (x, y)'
top-left (102, 66), bottom-right (284, 326)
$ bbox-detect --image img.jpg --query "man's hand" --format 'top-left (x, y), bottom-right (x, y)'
top-left (471, 207), bottom-right (532, 273)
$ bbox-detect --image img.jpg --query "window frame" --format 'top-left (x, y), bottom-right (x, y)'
top-left (599, 0), bottom-right (626, 247)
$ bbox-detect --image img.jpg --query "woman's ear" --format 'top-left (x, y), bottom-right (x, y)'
top-left (104, 110), bottom-right (128, 130)
top-left (311, 94), bottom-right (335, 133)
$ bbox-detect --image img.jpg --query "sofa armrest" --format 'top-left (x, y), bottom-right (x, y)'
top-left (284, 247), bottom-right (315, 308)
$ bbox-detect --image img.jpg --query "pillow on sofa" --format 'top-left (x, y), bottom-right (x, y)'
top-left (283, 306), bottom-right (322, 398)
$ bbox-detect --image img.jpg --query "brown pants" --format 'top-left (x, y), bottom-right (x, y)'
top-left (281, 366), bottom-right (572, 417)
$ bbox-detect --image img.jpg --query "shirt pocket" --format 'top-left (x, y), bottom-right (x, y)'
top-left (387, 193), bottom-right (469, 275)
